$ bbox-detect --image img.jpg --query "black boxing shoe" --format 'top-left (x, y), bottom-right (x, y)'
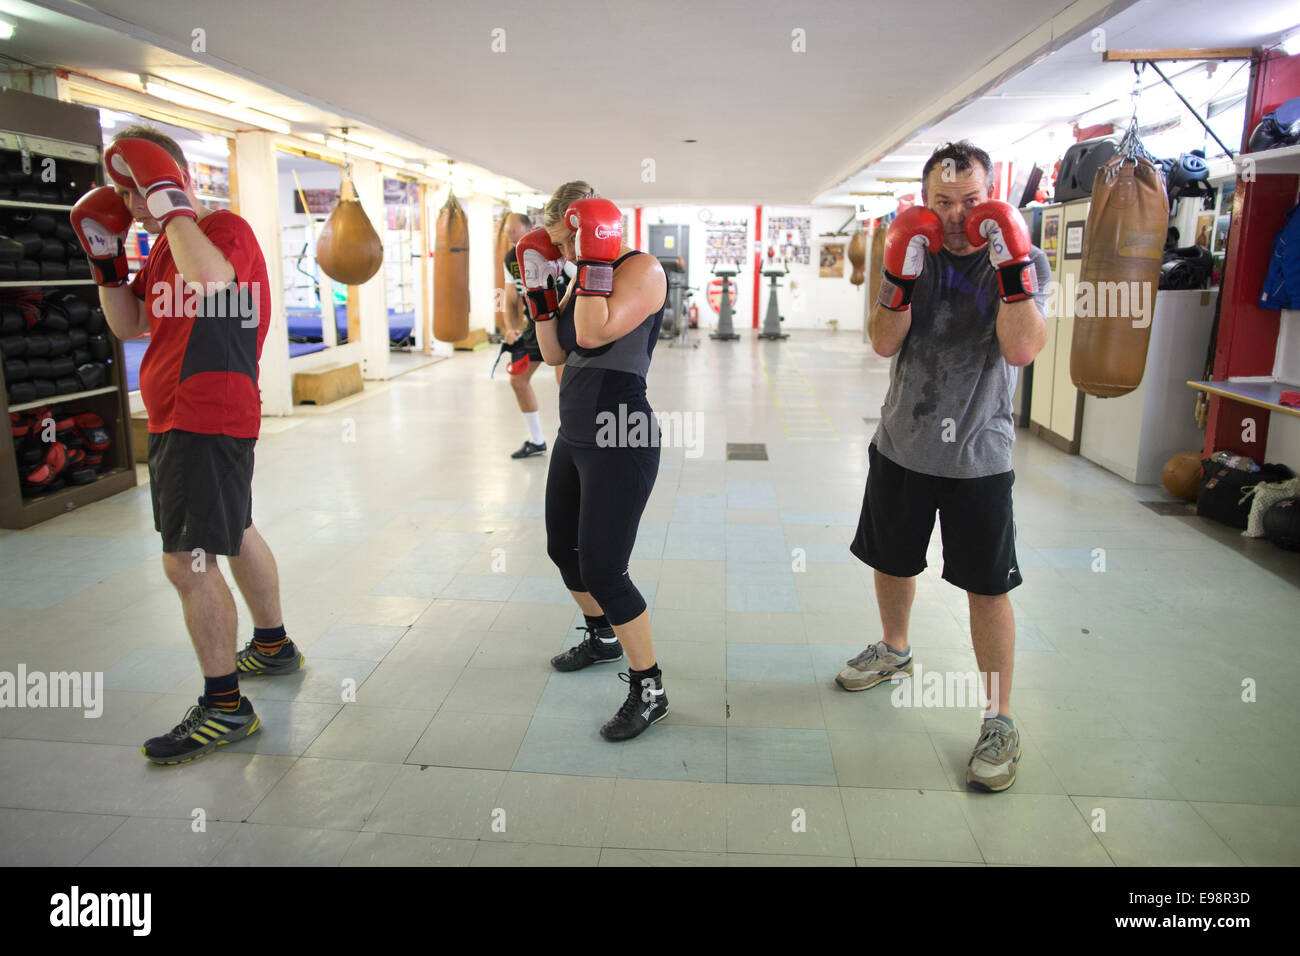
top-left (551, 625), bottom-right (623, 672)
top-left (600, 669), bottom-right (669, 741)
top-left (511, 439), bottom-right (547, 459)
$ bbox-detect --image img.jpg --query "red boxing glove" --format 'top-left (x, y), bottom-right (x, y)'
top-left (966, 200), bottom-right (1037, 302)
top-left (565, 198), bottom-right (622, 296)
top-left (105, 138), bottom-right (196, 226)
top-left (878, 207), bottom-right (943, 311)
top-left (516, 228), bottom-right (565, 322)
top-left (70, 186), bottom-right (133, 287)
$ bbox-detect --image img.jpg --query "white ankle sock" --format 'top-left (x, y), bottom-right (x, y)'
top-left (524, 411), bottom-right (544, 445)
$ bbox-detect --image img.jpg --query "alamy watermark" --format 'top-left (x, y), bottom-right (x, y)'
top-left (594, 404), bottom-right (704, 458)
top-left (0, 665), bottom-right (103, 718)
top-left (889, 663), bottom-right (1000, 719)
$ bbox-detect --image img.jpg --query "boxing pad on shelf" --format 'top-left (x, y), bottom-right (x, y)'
top-left (847, 231), bottom-right (867, 286)
top-left (314, 178), bottom-right (383, 286)
top-left (3, 358), bottom-right (29, 381)
top-left (16, 261), bottom-right (39, 280)
top-left (46, 332), bottom-right (72, 356)
top-left (87, 334), bottom-right (109, 361)
top-left (49, 355), bottom-right (76, 379)
top-left (24, 334), bottom-right (52, 357)
top-left (8, 380), bottom-right (36, 404)
top-left (0, 262), bottom-right (14, 281)
top-left (0, 236), bottom-right (22, 261)
top-left (73, 411), bottom-right (111, 451)
top-left (38, 238), bottom-right (64, 261)
top-left (25, 358), bottom-right (52, 379)
top-left (31, 378), bottom-right (55, 399)
top-left (68, 328), bottom-right (88, 349)
top-left (85, 308), bottom-right (105, 334)
top-left (12, 232), bottom-right (40, 257)
top-left (67, 259), bottom-right (91, 280)
top-left (54, 376), bottom-right (80, 395)
top-left (72, 348), bottom-right (90, 366)
top-left (1070, 153), bottom-right (1168, 398)
top-left (1, 307), bottom-right (22, 335)
top-left (75, 362), bottom-right (107, 390)
top-left (40, 261), bottom-right (68, 280)
top-left (0, 335), bottom-right (26, 357)
top-left (433, 192), bottom-right (470, 343)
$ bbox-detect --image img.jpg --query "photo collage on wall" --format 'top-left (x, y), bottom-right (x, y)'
top-left (384, 179), bottom-right (421, 231)
top-left (766, 215), bottom-right (811, 265)
top-left (705, 221), bottom-right (749, 266)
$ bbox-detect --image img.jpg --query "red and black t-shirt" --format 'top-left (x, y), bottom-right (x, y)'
top-left (130, 210), bottom-right (270, 438)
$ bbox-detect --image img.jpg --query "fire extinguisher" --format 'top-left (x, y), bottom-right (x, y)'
top-left (688, 301), bottom-right (699, 328)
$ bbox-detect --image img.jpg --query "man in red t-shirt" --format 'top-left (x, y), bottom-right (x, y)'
top-left (71, 127), bottom-right (304, 765)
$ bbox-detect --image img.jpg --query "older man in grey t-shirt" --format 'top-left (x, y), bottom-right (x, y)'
top-left (841, 140), bottom-right (1050, 794)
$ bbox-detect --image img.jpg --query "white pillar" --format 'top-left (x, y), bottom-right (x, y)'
top-left (349, 158), bottom-right (390, 380)
top-left (466, 191), bottom-right (496, 333)
top-left (232, 130), bottom-right (292, 417)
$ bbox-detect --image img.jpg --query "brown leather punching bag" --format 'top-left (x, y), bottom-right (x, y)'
top-left (1070, 152), bottom-right (1169, 397)
top-left (867, 220), bottom-right (887, 307)
top-left (847, 230), bottom-right (867, 286)
top-left (433, 192), bottom-right (470, 343)
top-left (316, 177), bottom-right (383, 286)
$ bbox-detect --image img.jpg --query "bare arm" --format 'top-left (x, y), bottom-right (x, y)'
top-left (867, 300), bottom-right (912, 357)
top-left (573, 251), bottom-right (666, 350)
top-left (164, 217), bottom-right (235, 294)
top-left (98, 284), bottom-right (149, 340)
top-left (995, 297), bottom-right (1047, 367)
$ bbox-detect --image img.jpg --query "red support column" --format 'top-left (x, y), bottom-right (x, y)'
top-left (634, 205), bottom-right (642, 251)
top-left (1204, 49), bottom-right (1300, 459)
top-left (753, 204), bottom-right (762, 329)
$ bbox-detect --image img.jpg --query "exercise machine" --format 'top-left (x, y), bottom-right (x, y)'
top-left (710, 260), bottom-right (741, 341)
top-left (757, 248), bottom-right (789, 340)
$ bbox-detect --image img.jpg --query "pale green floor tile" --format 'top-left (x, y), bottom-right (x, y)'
top-left (1067, 796), bottom-right (1244, 866)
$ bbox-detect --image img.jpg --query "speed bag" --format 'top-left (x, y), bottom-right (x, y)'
top-left (1070, 155), bottom-right (1169, 397)
top-left (867, 220), bottom-right (887, 307)
top-left (316, 193), bottom-right (383, 286)
top-left (847, 231), bottom-right (867, 286)
top-left (433, 193), bottom-right (470, 343)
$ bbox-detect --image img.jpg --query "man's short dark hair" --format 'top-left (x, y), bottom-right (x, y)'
top-left (112, 126), bottom-right (188, 175)
top-left (921, 141), bottom-right (992, 198)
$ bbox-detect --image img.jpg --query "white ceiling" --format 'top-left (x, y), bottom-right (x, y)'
top-left (4, 0), bottom-right (1297, 207)
top-left (8, 0), bottom-right (1113, 203)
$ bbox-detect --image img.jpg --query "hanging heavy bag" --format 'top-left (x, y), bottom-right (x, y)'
top-left (1070, 123), bottom-right (1169, 398)
top-left (847, 230), bottom-right (867, 286)
top-left (315, 176), bottom-right (383, 286)
top-left (433, 191), bottom-right (470, 343)
top-left (867, 220), bottom-right (887, 308)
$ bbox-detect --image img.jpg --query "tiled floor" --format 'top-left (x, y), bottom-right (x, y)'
top-left (2, 331), bottom-right (1298, 866)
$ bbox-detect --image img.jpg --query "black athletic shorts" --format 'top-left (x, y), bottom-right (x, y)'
top-left (517, 323), bottom-right (543, 363)
top-left (148, 429), bottom-right (255, 556)
top-left (850, 442), bottom-right (1022, 595)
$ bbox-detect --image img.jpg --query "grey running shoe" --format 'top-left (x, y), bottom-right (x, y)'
top-left (835, 641), bottom-right (913, 691)
top-left (235, 639), bottom-right (305, 676)
top-left (966, 716), bottom-right (1021, 792)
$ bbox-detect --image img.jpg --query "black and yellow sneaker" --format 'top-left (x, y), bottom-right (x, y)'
top-left (235, 638), bottom-right (305, 676)
top-left (142, 698), bottom-right (261, 765)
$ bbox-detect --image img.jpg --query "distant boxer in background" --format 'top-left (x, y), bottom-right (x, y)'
top-left (71, 126), bottom-right (302, 765)
top-left (844, 140), bottom-right (1050, 792)
top-left (522, 181), bottom-right (669, 741)
top-left (498, 211), bottom-right (567, 459)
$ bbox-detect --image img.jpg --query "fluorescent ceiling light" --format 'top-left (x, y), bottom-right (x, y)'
top-left (1285, 31), bottom-right (1300, 55)
top-left (0, 16), bottom-right (16, 40)
top-left (144, 77), bottom-right (290, 134)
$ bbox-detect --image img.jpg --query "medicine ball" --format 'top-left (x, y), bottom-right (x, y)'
top-left (1162, 452), bottom-right (1202, 502)
top-left (1262, 497), bottom-right (1300, 552)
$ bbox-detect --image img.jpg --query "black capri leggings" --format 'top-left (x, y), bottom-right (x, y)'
top-left (545, 433), bottom-right (660, 626)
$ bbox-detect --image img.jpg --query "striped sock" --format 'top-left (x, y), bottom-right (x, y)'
top-left (252, 624), bottom-right (288, 656)
top-left (201, 672), bottom-right (241, 713)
